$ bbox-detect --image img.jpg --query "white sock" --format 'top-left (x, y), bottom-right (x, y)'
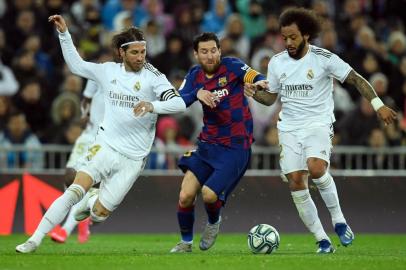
top-left (87, 194), bottom-right (98, 210)
top-left (62, 203), bottom-right (80, 235)
top-left (312, 172), bottom-right (346, 226)
top-left (291, 189), bottom-right (329, 242)
top-left (28, 184), bottom-right (85, 245)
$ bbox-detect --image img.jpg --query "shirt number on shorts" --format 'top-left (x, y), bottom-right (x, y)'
top-left (86, 144), bottom-right (101, 160)
top-left (183, 150), bottom-right (195, 157)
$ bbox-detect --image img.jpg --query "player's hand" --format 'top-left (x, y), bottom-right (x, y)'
top-left (197, 89), bottom-right (218, 109)
top-left (244, 80), bottom-right (269, 97)
top-left (255, 80), bottom-right (269, 91)
top-left (377, 106), bottom-right (397, 125)
top-left (244, 83), bottom-right (256, 97)
top-left (134, 101), bottom-right (154, 117)
top-left (48, 14), bottom-right (67, 33)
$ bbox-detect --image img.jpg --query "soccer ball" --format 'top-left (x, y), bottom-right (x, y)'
top-left (247, 224), bottom-right (280, 254)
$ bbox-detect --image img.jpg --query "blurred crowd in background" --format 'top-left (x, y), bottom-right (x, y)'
top-left (0, 0), bottom-right (405, 170)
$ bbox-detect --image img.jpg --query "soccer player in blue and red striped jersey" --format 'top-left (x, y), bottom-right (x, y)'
top-left (170, 32), bottom-right (269, 253)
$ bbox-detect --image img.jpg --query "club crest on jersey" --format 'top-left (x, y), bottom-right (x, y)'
top-left (218, 76), bottom-right (227, 87)
top-left (134, 81), bottom-right (141, 91)
top-left (307, 69), bottom-right (314, 80)
top-left (280, 73), bottom-right (287, 82)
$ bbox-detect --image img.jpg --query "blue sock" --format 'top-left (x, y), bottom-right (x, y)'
top-left (177, 204), bottom-right (195, 242)
top-left (204, 200), bottom-right (222, 224)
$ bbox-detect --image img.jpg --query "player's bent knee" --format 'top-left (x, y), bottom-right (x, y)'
top-left (64, 168), bottom-right (76, 188)
top-left (201, 186), bottom-right (218, 203)
top-left (179, 190), bottom-right (195, 207)
top-left (307, 159), bottom-right (327, 178)
top-left (90, 209), bottom-right (109, 223)
top-left (308, 167), bottom-right (326, 179)
top-left (92, 200), bottom-right (111, 217)
top-left (287, 172), bottom-right (308, 191)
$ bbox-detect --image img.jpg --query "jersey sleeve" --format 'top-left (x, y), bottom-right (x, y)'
top-left (83, 80), bottom-right (99, 98)
top-left (267, 57), bottom-right (280, 93)
top-left (178, 70), bottom-right (198, 107)
top-left (226, 57), bottom-right (266, 83)
top-left (58, 31), bottom-right (105, 84)
top-left (151, 73), bottom-right (175, 99)
top-left (326, 53), bottom-right (352, 83)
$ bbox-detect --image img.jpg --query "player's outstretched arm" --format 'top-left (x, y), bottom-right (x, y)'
top-left (48, 14), bottom-right (100, 82)
top-left (345, 70), bottom-right (397, 125)
top-left (244, 81), bottom-right (277, 106)
top-left (48, 14), bottom-right (67, 33)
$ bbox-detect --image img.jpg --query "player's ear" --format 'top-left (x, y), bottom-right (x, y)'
top-left (303, 34), bottom-right (310, 43)
top-left (118, 48), bottom-right (125, 59)
top-left (193, 50), bottom-right (199, 61)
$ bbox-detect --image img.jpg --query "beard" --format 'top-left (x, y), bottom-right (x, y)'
top-left (125, 59), bottom-right (144, 72)
top-left (287, 39), bottom-right (306, 59)
top-left (201, 60), bottom-right (221, 75)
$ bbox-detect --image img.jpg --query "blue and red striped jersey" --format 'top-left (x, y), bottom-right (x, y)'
top-left (179, 57), bottom-right (266, 149)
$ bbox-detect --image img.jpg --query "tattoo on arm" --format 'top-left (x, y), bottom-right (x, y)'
top-left (253, 91), bottom-right (278, 106)
top-left (344, 70), bottom-right (378, 101)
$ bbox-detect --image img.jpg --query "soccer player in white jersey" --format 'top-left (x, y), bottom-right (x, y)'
top-left (244, 8), bottom-right (397, 253)
top-left (16, 15), bottom-right (186, 253)
top-left (50, 80), bottom-right (103, 244)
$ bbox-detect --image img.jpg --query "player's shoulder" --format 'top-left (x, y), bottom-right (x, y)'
top-left (309, 45), bottom-right (334, 59)
top-left (185, 65), bottom-right (201, 80)
top-left (221, 56), bottom-right (245, 67)
top-left (270, 50), bottom-right (288, 63)
top-left (143, 62), bottom-right (164, 77)
top-left (101, 61), bottom-right (120, 69)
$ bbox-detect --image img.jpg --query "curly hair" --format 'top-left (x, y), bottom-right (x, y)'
top-left (279, 7), bottom-right (321, 40)
top-left (111, 26), bottom-right (145, 51)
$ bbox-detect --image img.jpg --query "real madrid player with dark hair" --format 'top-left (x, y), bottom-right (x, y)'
top-left (16, 14), bottom-right (186, 253)
top-left (244, 7), bottom-right (396, 253)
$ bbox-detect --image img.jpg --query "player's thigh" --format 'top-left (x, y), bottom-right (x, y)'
top-left (98, 156), bottom-right (145, 212)
top-left (205, 148), bottom-right (251, 201)
top-left (77, 140), bottom-right (116, 185)
top-left (278, 130), bottom-right (307, 174)
top-left (66, 133), bottom-right (94, 169)
top-left (178, 148), bottom-right (213, 186)
top-left (181, 170), bottom-right (202, 196)
top-left (303, 125), bottom-right (333, 164)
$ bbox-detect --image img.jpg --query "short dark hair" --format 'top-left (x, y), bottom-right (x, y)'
top-left (279, 7), bottom-right (321, 40)
top-left (192, 32), bottom-right (220, 52)
top-left (112, 26), bottom-right (145, 50)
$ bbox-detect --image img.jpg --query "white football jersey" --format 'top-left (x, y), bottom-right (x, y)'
top-left (59, 31), bottom-right (174, 160)
top-left (267, 45), bottom-right (352, 131)
top-left (83, 80), bottom-right (104, 137)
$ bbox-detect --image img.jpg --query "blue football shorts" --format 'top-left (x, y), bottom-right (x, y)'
top-left (178, 142), bottom-right (251, 202)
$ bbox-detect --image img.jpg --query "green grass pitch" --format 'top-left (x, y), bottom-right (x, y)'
top-left (1, 234), bottom-right (405, 270)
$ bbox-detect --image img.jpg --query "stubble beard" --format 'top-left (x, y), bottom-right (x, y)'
top-left (288, 39), bottom-right (306, 59)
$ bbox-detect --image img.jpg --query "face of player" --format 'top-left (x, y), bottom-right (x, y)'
top-left (281, 23), bottom-right (309, 60)
top-left (120, 43), bottom-right (146, 72)
top-left (194, 40), bottom-right (221, 76)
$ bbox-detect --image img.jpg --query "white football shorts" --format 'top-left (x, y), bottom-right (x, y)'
top-left (278, 124), bottom-right (333, 175)
top-left (66, 132), bottom-right (95, 170)
top-left (77, 138), bottom-right (145, 211)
